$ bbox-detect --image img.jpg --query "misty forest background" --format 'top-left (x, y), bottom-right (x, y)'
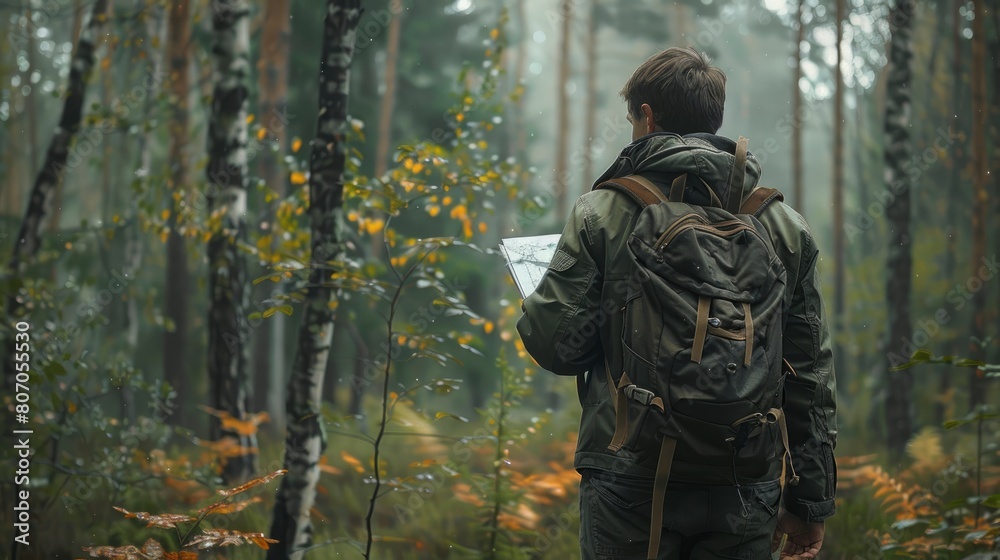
top-left (0, 0), bottom-right (998, 558)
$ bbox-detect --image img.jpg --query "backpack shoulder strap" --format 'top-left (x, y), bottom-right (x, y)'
top-left (595, 174), bottom-right (668, 207)
top-left (739, 187), bottom-right (784, 218)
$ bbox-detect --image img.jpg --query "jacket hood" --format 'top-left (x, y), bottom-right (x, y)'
top-left (593, 132), bottom-right (763, 206)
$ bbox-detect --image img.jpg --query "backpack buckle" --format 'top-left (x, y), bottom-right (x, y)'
top-left (624, 384), bottom-right (656, 406)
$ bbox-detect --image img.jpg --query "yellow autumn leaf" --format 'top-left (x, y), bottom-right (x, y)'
top-left (340, 451), bottom-right (366, 473)
top-left (490, 28), bottom-right (499, 40)
top-left (292, 137), bottom-right (302, 153)
top-left (463, 96), bottom-right (474, 106)
top-left (161, 209), bottom-right (170, 220)
top-left (484, 321), bottom-right (494, 334)
top-left (256, 127), bottom-right (267, 141)
top-left (364, 218), bottom-right (385, 234)
top-left (427, 205), bottom-right (440, 217)
top-left (290, 171), bottom-right (307, 185)
top-left (246, 113), bottom-right (255, 124)
top-left (478, 221), bottom-right (487, 234)
top-left (455, 113), bottom-right (465, 122)
top-left (411, 162), bottom-right (424, 174)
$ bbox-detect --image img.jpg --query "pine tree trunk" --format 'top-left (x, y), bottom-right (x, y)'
top-left (4, 0), bottom-right (109, 388)
top-left (938, 0), bottom-right (967, 425)
top-left (163, 0), bottom-right (192, 427)
top-left (792, 0), bottom-right (805, 210)
top-left (832, 0), bottom-right (846, 387)
top-left (582, 0), bottom-right (598, 194)
top-left (968, 0), bottom-right (989, 408)
top-left (555, 0), bottom-right (571, 222)
top-left (371, 0), bottom-right (403, 258)
top-left (254, 0), bottom-right (291, 436)
top-left (884, 0), bottom-right (916, 458)
top-left (267, 1), bottom-right (361, 557)
top-left (206, 0), bottom-right (257, 485)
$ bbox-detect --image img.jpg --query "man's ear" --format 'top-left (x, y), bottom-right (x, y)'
top-left (640, 103), bottom-right (658, 134)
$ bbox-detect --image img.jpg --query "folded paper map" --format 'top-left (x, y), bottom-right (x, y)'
top-left (499, 234), bottom-right (562, 298)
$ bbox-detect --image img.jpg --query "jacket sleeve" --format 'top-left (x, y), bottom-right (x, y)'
top-left (781, 233), bottom-right (838, 522)
top-left (515, 195), bottom-right (606, 375)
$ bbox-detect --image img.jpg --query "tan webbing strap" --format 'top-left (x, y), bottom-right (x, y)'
top-left (742, 302), bottom-right (754, 366)
top-left (739, 186), bottom-right (784, 217)
top-left (595, 176), bottom-right (663, 207)
top-left (691, 296), bottom-right (711, 363)
top-left (607, 372), bottom-right (633, 452)
top-left (695, 175), bottom-right (725, 208)
top-left (627, 174), bottom-right (669, 204)
top-left (669, 173), bottom-right (687, 203)
top-left (647, 436), bottom-right (677, 560)
top-left (774, 408), bottom-right (800, 490)
top-left (725, 136), bottom-right (749, 214)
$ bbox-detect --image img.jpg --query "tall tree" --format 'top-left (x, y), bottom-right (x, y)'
top-left (582, 0), bottom-right (598, 194)
top-left (371, 0), bottom-right (403, 258)
top-left (884, 0), bottom-right (917, 457)
top-left (163, 0), bottom-right (192, 425)
top-left (968, 0), bottom-right (989, 407)
top-left (206, 0), bottom-right (257, 484)
top-left (47, 0), bottom-right (85, 251)
top-left (267, 1), bottom-right (361, 557)
top-left (555, 0), bottom-right (571, 221)
top-left (254, 0), bottom-right (292, 434)
top-left (792, 0), bottom-right (805, 209)
top-left (832, 0), bottom-right (847, 385)
top-left (4, 0), bottom-right (110, 387)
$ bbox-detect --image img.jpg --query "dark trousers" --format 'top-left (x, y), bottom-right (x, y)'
top-left (579, 469), bottom-right (781, 560)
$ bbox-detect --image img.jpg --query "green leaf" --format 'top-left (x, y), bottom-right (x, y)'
top-left (44, 361), bottom-right (67, 379)
top-left (434, 411), bottom-right (469, 423)
top-left (890, 518), bottom-right (929, 531)
top-left (889, 349), bottom-right (933, 371)
top-left (980, 494), bottom-right (1000, 508)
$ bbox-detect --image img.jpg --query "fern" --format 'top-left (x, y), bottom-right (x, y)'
top-left (78, 469), bottom-right (286, 559)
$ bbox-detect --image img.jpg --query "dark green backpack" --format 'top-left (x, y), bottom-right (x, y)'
top-left (595, 137), bottom-right (798, 560)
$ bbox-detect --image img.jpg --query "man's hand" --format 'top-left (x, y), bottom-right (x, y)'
top-left (770, 508), bottom-right (825, 559)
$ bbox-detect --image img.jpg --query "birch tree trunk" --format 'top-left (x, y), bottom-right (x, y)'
top-left (884, 0), bottom-right (916, 458)
top-left (254, 0), bottom-right (291, 435)
top-left (4, 0), bottom-right (109, 388)
top-left (968, 0), bottom-right (989, 407)
top-left (267, 1), bottom-right (360, 557)
top-left (206, 0), bottom-right (256, 484)
top-left (163, 0), bottom-right (192, 426)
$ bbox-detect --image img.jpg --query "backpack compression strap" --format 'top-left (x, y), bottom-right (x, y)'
top-left (595, 175), bottom-right (667, 207)
top-left (725, 136), bottom-right (750, 213)
top-left (739, 186), bottom-right (784, 218)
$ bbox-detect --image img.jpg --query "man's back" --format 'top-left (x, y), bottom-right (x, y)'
top-left (516, 47), bottom-right (835, 559)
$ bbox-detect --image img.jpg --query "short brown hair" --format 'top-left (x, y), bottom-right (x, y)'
top-left (620, 47), bottom-right (726, 135)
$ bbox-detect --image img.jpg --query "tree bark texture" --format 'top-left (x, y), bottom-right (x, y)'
top-left (4, 0), bottom-right (109, 388)
top-left (884, 0), bottom-right (916, 458)
top-left (833, 0), bottom-right (846, 390)
top-left (254, 0), bottom-right (292, 435)
top-left (206, 0), bottom-right (257, 484)
top-left (968, 0), bottom-right (989, 407)
top-left (163, 0), bottom-right (193, 426)
top-left (555, 0), bottom-right (571, 222)
top-left (792, 0), bottom-right (804, 210)
top-left (267, 1), bottom-right (360, 558)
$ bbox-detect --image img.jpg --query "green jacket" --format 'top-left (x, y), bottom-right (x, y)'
top-left (515, 132), bottom-right (838, 522)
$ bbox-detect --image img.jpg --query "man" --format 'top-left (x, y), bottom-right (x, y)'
top-left (515, 47), bottom-right (837, 559)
